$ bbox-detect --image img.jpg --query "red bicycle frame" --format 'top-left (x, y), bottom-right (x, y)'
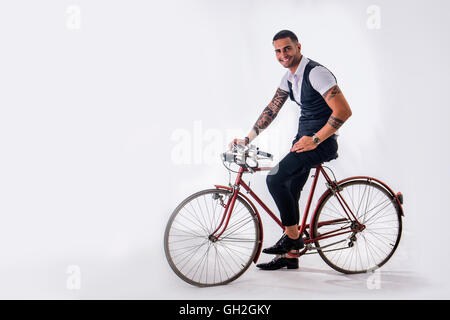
top-left (210, 164), bottom-right (403, 262)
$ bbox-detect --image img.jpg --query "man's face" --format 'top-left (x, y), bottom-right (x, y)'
top-left (273, 37), bottom-right (301, 69)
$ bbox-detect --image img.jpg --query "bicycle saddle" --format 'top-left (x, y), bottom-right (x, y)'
top-left (324, 152), bottom-right (338, 162)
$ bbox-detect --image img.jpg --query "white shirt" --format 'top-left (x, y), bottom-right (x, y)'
top-left (279, 56), bottom-right (337, 106)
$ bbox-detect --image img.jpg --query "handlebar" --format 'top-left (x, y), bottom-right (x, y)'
top-left (221, 144), bottom-right (273, 172)
top-left (256, 150), bottom-right (273, 159)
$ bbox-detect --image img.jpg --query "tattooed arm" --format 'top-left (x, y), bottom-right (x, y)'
top-left (247, 88), bottom-right (289, 143)
top-left (291, 85), bottom-right (352, 153)
top-left (316, 85), bottom-right (352, 140)
top-left (229, 88), bottom-right (289, 149)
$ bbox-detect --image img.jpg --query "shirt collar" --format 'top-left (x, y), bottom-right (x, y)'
top-left (288, 56), bottom-right (309, 83)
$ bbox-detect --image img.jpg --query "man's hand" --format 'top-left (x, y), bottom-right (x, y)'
top-left (290, 136), bottom-right (318, 153)
top-left (228, 138), bottom-right (247, 150)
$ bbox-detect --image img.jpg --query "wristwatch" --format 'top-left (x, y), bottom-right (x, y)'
top-left (312, 134), bottom-right (321, 145)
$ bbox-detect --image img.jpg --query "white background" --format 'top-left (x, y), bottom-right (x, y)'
top-left (0, 0), bottom-right (449, 299)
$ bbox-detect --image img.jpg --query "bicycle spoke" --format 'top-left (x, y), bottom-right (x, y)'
top-left (364, 202), bottom-right (396, 226)
top-left (217, 243), bottom-right (247, 268)
top-left (363, 198), bottom-right (392, 224)
top-left (220, 216), bottom-right (254, 240)
top-left (184, 203), bottom-right (210, 234)
top-left (203, 195), bottom-right (213, 233)
top-left (345, 186), bottom-right (357, 217)
top-left (364, 228), bottom-right (397, 242)
top-left (219, 237), bottom-right (256, 243)
top-left (175, 210), bottom-right (207, 235)
top-left (189, 242), bottom-right (212, 282)
top-left (195, 197), bottom-right (210, 234)
top-left (175, 239), bottom-right (209, 271)
top-left (170, 224), bottom-right (205, 238)
top-left (355, 183), bottom-right (368, 218)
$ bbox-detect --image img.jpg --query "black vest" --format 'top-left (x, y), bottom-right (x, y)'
top-left (287, 59), bottom-right (335, 138)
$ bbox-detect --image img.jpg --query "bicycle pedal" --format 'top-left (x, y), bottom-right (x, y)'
top-left (287, 251), bottom-right (300, 258)
top-left (277, 251), bottom-right (300, 258)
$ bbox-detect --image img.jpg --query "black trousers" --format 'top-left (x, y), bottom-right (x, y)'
top-left (266, 136), bottom-right (338, 226)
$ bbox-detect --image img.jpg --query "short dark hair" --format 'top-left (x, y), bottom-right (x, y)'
top-left (273, 30), bottom-right (298, 43)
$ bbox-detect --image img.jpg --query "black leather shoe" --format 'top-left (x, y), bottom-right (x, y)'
top-left (256, 256), bottom-right (299, 270)
top-left (262, 234), bottom-right (304, 255)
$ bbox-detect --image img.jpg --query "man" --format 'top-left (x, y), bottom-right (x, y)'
top-left (229, 30), bottom-right (352, 270)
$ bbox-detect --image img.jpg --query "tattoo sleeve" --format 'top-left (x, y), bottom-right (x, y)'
top-left (327, 115), bottom-right (345, 130)
top-left (322, 85), bottom-right (342, 102)
top-left (252, 88), bottom-right (289, 135)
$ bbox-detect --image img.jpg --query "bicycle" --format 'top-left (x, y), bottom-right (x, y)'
top-left (164, 143), bottom-right (404, 287)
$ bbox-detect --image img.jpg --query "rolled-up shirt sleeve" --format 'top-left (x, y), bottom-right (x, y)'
top-left (309, 66), bottom-right (337, 96)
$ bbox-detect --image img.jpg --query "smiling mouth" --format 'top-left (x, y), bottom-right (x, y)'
top-left (280, 57), bottom-right (291, 63)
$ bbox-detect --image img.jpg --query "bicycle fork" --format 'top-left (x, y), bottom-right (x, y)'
top-left (208, 185), bottom-right (240, 242)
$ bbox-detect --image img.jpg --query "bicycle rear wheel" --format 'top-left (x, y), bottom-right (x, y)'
top-left (312, 180), bottom-right (402, 274)
top-left (164, 189), bottom-right (260, 287)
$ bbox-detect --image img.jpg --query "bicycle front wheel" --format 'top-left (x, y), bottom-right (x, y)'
top-left (164, 189), bottom-right (260, 287)
top-left (313, 180), bottom-right (402, 274)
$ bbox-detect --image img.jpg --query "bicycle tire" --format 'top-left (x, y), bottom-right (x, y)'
top-left (312, 180), bottom-right (402, 274)
top-left (164, 188), bottom-right (261, 287)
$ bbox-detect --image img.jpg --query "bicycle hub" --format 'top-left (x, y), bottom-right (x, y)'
top-left (208, 235), bottom-right (218, 243)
